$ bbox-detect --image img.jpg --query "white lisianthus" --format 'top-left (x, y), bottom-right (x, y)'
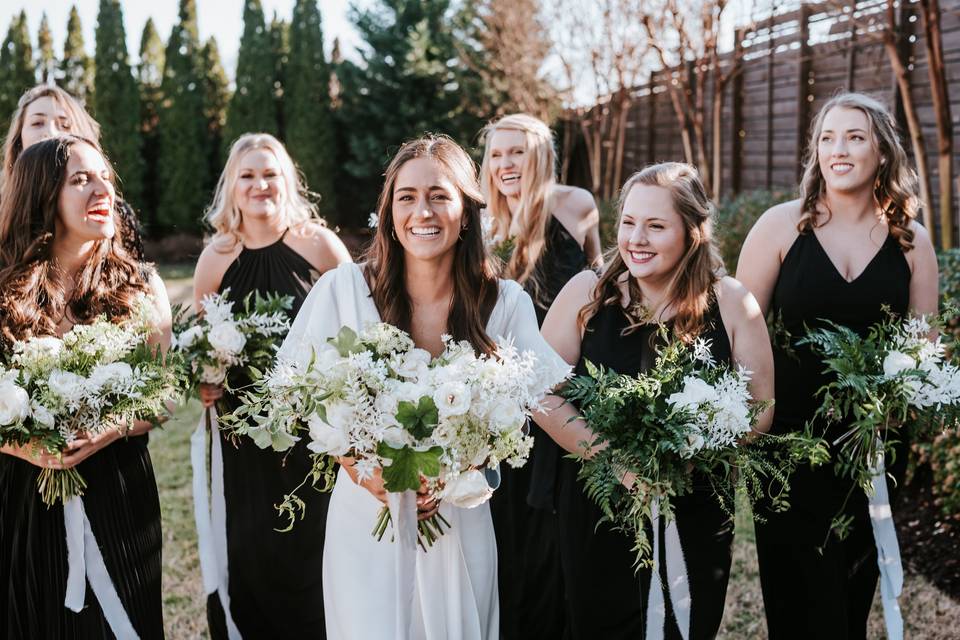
top-left (442, 469), bottom-right (494, 509)
top-left (667, 376), bottom-right (718, 409)
top-left (883, 351), bottom-right (916, 378)
top-left (306, 411), bottom-right (351, 456)
top-left (46, 370), bottom-right (88, 405)
top-left (434, 381), bottom-right (471, 419)
top-left (30, 401), bottom-right (55, 429)
top-left (0, 380), bottom-right (30, 425)
top-left (88, 362), bottom-right (134, 392)
top-left (208, 321), bottom-right (247, 356)
top-left (200, 363), bottom-right (227, 385)
top-left (174, 325), bottom-right (204, 351)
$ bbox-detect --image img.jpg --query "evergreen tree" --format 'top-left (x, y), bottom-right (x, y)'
top-left (200, 37), bottom-right (230, 194)
top-left (94, 0), bottom-right (143, 207)
top-left (37, 13), bottom-right (56, 84)
top-left (224, 0), bottom-right (277, 148)
top-left (137, 18), bottom-right (164, 229)
top-left (61, 6), bottom-right (94, 106)
top-left (286, 0), bottom-right (337, 216)
top-left (269, 14), bottom-right (289, 139)
top-left (337, 0), bottom-right (484, 224)
top-left (157, 0), bottom-right (209, 232)
top-left (0, 11), bottom-right (35, 130)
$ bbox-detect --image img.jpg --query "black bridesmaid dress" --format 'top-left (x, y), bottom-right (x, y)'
top-left (0, 413), bottom-right (164, 638)
top-left (491, 216), bottom-right (586, 639)
top-left (205, 231), bottom-right (329, 639)
top-left (754, 230), bottom-right (911, 640)
top-left (557, 302), bottom-right (734, 640)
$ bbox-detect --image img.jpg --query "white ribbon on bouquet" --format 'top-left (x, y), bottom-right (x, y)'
top-left (645, 499), bottom-right (692, 640)
top-left (191, 406), bottom-right (242, 639)
top-left (63, 496), bottom-right (139, 638)
top-left (867, 446), bottom-right (904, 640)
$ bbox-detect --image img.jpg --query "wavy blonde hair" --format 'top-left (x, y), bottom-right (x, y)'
top-left (205, 133), bottom-right (325, 248)
top-left (579, 163), bottom-right (723, 342)
top-left (480, 113), bottom-right (556, 294)
top-left (798, 92), bottom-right (919, 251)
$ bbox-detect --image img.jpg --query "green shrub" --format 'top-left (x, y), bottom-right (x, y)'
top-left (597, 198), bottom-right (618, 252)
top-left (713, 189), bottom-right (792, 274)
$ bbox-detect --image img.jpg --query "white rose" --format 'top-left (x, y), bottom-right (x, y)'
top-left (0, 381), bottom-right (30, 425)
top-left (433, 381), bottom-right (471, 419)
top-left (174, 326), bottom-right (204, 351)
top-left (443, 469), bottom-right (494, 509)
top-left (47, 370), bottom-right (88, 404)
top-left (393, 348), bottom-right (432, 379)
top-left (680, 431), bottom-right (706, 459)
top-left (883, 351), bottom-right (916, 378)
top-left (207, 322), bottom-right (247, 356)
top-left (667, 376), bottom-right (718, 409)
top-left (306, 412), bottom-right (350, 456)
top-left (88, 362), bottom-right (134, 392)
top-left (30, 401), bottom-right (55, 429)
top-left (381, 425), bottom-right (411, 448)
top-left (487, 397), bottom-right (525, 433)
top-left (200, 363), bottom-right (227, 384)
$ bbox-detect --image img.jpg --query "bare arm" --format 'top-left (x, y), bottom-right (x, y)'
top-left (735, 203), bottom-right (798, 316)
top-left (288, 222), bottom-right (354, 274)
top-left (906, 221), bottom-right (939, 319)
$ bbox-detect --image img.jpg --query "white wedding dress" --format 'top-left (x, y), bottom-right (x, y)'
top-left (277, 262), bottom-right (570, 640)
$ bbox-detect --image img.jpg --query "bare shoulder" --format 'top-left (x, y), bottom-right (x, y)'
top-left (904, 218), bottom-right (938, 270)
top-left (193, 241), bottom-right (241, 296)
top-left (554, 185), bottom-right (598, 219)
top-left (557, 269), bottom-right (599, 306)
top-left (741, 198), bottom-right (802, 253)
top-left (287, 221), bottom-right (352, 272)
top-left (714, 276), bottom-right (764, 330)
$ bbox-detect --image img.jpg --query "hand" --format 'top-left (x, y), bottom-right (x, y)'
top-left (342, 460), bottom-right (388, 505)
top-left (416, 476), bottom-right (440, 522)
top-left (1, 441), bottom-right (69, 470)
top-left (58, 428), bottom-right (124, 468)
top-left (199, 383), bottom-right (224, 408)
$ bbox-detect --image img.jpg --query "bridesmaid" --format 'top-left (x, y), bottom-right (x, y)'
top-left (193, 132), bottom-right (351, 639)
top-left (479, 113), bottom-right (601, 638)
top-left (533, 162), bottom-right (774, 639)
top-left (2, 84), bottom-right (145, 261)
top-left (736, 93), bottom-right (938, 639)
top-left (0, 136), bottom-right (172, 638)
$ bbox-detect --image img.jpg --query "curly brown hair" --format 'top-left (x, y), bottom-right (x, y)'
top-left (364, 135), bottom-right (499, 355)
top-left (0, 136), bottom-right (150, 346)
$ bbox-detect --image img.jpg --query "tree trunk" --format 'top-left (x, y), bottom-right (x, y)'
top-left (611, 94), bottom-right (631, 199)
top-left (712, 87), bottom-right (724, 201)
top-left (920, 0), bottom-right (953, 249)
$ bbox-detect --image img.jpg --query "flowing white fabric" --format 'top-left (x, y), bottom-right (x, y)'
top-left (278, 263), bottom-right (570, 640)
top-left (190, 407), bottom-right (242, 639)
top-left (868, 448), bottom-right (904, 640)
top-left (63, 496), bottom-right (139, 639)
top-left (645, 499), bottom-right (692, 640)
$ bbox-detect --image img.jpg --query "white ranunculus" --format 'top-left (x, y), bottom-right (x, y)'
top-left (306, 412), bottom-right (350, 456)
top-left (433, 381), bottom-right (471, 419)
top-left (88, 362), bottom-right (134, 392)
top-left (442, 469), bottom-right (494, 509)
top-left (0, 380), bottom-right (30, 425)
top-left (200, 363), bottom-right (227, 385)
top-left (207, 321), bottom-right (246, 356)
top-left (46, 370), bottom-right (88, 404)
top-left (667, 376), bottom-right (718, 409)
top-left (30, 401), bottom-right (55, 429)
top-left (174, 326), bottom-right (204, 351)
top-left (883, 351), bottom-right (916, 377)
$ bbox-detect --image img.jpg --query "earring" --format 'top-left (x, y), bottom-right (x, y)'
top-left (391, 227), bottom-right (397, 241)
top-left (458, 225), bottom-right (467, 241)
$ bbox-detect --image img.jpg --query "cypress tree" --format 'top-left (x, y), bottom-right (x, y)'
top-left (94, 0), bottom-right (143, 207)
top-left (0, 11), bottom-right (35, 129)
top-left (37, 13), bottom-right (56, 84)
top-left (286, 0), bottom-right (337, 216)
top-left (137, 18), bottom-right (164, 229)
top-left (224, 0), bottom-right (277, 148)
top-left (61, 6), bottom-right (94, 106)
top-left (157, 0), bottom-right (209, 232)
top-left (200, 37), bottom-right (230, 194)
top-left (269, 14), bottom-right (289, 140)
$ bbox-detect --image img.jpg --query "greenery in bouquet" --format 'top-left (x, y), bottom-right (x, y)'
top-left (562, 332), bottom-right (827, 567)
top-left (0, 294), bottom-right (186, 505)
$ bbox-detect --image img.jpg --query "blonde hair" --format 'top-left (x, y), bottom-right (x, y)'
top-left (798, 92), bottom-right (919, 251)
top-left (1, 84), bottom-right (100, 190)
top-left (579, 162), bottom-right (723, 342)
top-left (479, 113), bottom-right (556, 295)
top-left (205, 133), bottom-right (325, 247)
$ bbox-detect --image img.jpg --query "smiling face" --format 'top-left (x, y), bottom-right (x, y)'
top-left (486, 128), bottom-right (526, 199)
top-left (20, 97), bottom-right (75, 149)
top-left (56, 142), bottom-right (116, 242)
top-left (391, 157), bottom-right (465, 264)
top-left (617, 183), bottom-right (687, 285)
top-left (234, 148), bottom-right (286, 221)
top-left (817, 106), bottom-right (881, 195)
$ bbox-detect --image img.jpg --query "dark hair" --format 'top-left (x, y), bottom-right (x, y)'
top-left (0, 136), bottom-right (150, 346)
top-left (363, 135), bottom-right (499, 355)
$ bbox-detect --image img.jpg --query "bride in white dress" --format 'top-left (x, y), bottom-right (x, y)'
top-left (277, 135), bottom-right (570, 639)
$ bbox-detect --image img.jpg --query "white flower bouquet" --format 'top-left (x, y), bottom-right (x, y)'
top-left (172, 289), bottom-right (293, 390)
top-left (225, 322), bottom-right (563, 548)
top-left (0, 295), bottom-right (185, 505)
top-left (563, 333), bottom-right (825, 566)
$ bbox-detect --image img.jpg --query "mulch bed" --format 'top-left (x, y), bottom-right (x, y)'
top-left (895, 465), bottom-right (960, 600)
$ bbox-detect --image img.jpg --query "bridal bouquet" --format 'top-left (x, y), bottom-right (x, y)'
top-left (0, 295), bottom-right (185, 505)
top-left (226, 322), bottom-right (564, 547)
top-left (172, 289), bottom-right (292, 390)
top-left (563, 333), bottom-right (826, 566)
top-left (799, 311), bottom-right (960, 492)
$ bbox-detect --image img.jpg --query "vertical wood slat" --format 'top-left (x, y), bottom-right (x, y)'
top-left (797, 3), bottom-right (813, 182)
top-left (647, 71), bottom-right (657, 165)
top-left (732, 28), bottom-right (745, 194)
top-left (766, 16), bottom-right (775, 190)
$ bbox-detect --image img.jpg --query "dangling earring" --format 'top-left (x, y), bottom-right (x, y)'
top-left (391, 226), bottom-right (397, 241)
top-left (458, 225), bottom-right (467, 241)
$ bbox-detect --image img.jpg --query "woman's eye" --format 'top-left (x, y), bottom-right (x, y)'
top-left (621, 219), bottom-right (634, 226)
top-left (650, 224), bottom-right (664, 230)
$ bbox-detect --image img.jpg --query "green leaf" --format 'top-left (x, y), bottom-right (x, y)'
top-left (396, 396), bottom-right (438, 440)
top-left (376, 443), bottom-right (442, 492)
top-left (328, 326), bottom-right (360, 357)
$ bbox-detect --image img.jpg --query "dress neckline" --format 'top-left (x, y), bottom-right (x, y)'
top-left (810, 228), bottom-right (891, 284)
top-left (241, 227), bottom-right (289, 252)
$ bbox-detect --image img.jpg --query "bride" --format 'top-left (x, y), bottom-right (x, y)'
top-left (277, 135), bottom-right (569, 639)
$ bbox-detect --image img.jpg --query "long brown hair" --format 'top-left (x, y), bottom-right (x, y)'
top-left (364, 135), bottom-right (499, 355)
top-left (0, 136), bottom-right (150, 346)
top-left (798, 92), bottom-right (919, 251)
top-left (579, 162), bottom-right (722, 342)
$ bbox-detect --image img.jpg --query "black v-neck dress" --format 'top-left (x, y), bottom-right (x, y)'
top-left (754, 230), bottom-right (911, 640)
top-left (205, 234), bottom-right (330, 639)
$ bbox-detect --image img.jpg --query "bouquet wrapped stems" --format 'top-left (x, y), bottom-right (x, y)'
top-left (38, 466), bottom-right (87, 507)
top-left (372, 506), bottom-right (452, 552)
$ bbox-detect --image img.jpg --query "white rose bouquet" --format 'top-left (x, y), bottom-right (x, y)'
top-left (563, 332), bottom-right (825, 566)
top-left (0, 295), bottom-right (185, 504)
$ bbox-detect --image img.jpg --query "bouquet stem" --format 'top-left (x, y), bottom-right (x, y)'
top-left (372, 505), bottom-right (452, 551)
top-left (38, 467), bottom-right (87, 507)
